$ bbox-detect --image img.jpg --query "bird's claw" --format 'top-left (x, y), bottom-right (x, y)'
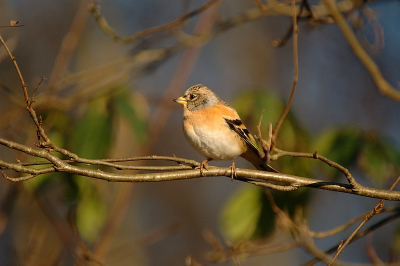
top-left (195, 159), bottom-right (210, 177)
top-left (228, 158), bottom-right (237, 181)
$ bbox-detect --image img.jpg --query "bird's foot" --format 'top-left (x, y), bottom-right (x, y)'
top-left (227, 158), bottom-right (237, 181)
top-left (195, 159), bottom-right (211, 177)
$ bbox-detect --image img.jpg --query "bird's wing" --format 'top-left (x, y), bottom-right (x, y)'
top-left (224, 118), bottom-right (263, 155)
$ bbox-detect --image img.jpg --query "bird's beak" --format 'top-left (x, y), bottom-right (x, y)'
top-left (173, 96), bottom-right (187, 105)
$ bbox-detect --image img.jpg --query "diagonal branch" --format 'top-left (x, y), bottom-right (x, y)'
top-left (328, 175), bottom-right (400, 265)
top-left (323, 0), bottom-right (400, 102)
top-left (87, 0), bottom-right (221, 44)
top-left (304, 210), bottom-right (400, 265)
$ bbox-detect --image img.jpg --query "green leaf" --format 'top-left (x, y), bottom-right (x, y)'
top-left (220, 185), bottom-right (264, 241)
top-left (221, 89), bottom-right (315, 241)
top-left (316, 127), bottom-right (400, 183)
top-left (67, 97), bottom-right (112, 242)
top-left (232, 89), bottom-right (284, 129)
top-left (75, 179), bottom-right (107, 243)
top-left (220, 186), bottom-right (310, 241)
top-left (71, 97), bottom-right (113, 159)
top-left (358, 132), bottom-right (400, 184)
top-left (111, 89), bottom-right (148, 142)
top-left (232, 89), bottom-right (310, 174)
top-left (315, 127), bottom-right (363, 178)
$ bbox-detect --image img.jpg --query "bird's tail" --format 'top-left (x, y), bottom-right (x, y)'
top-left (241, 149), bottom-right (278, 172)
top-left (254, 161), bottom-right (278, 172)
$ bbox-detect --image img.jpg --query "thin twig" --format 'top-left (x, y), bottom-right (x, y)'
top-left (17, 155), bottom-right (199, 167)
top-left (310, 206), bottom-right (398, 238)
top-left (29, 77), bottom-right (46, 107)
top-left (323, 0), bottom-right (400, 102)
top-left (255, 108), bottom-right (271, 160)
top-left (271, 0), bottom-right (299, 147)
top-left (328, 175), bottom-right (400, 265)
top-left (0, 34), bottom-right (29, 103)
top-left (273, 0), bottom-right (310, 47)
top-left (87, 0), bottom-right (220, 44)
top-left (273, 148), bottom-right (359, 189)
top-left (239, 177), bottom-right (299, 191)
top-left (2, 171), bottom-right (37, 182)
top-left (0, 24), bottom-right (24, 29)
top-left (304, 210), bottom-right (400, 265)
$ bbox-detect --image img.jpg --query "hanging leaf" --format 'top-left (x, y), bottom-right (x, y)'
top-left (358, 132), bottom-right (400, 184)
top-left (232, 89), bottom-right (311, 175)
top-left (233, 89), bottom-right (308, 148)
top-left (75, 179), bottom-right (107, 243)
top-left (111, 89), bottom-right (148, 142)
top-left (220, 185), bottom-right (310, 241)
top-left (220, 89), bottom-right (312, 241)
top-left (220, 185), bottom-right (264, 241)
top-left (315, 127), bottom-right (363, 178)
top-left (67, 96), bottom-right (115, 241)
top-left (316, 127), bottom-right (400, 183)
top-left (71, 97), bottom-right (113, 159)
top-left (232, 89), bottom-right (284, 131)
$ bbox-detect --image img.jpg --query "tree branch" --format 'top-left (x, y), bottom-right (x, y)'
top-left (1, 135), bottom-right (400, 200)
top-left (271, 0), bottom-right (299, 147)
top-left (304, 210), bottom-right (400, 265)
top-left (323, 0), bottom-right (400, 102)
top-left (328, 175), bottom-right (400, 265)
top-left (273, 148), bottom-right (360, 190)
top-left (87, 0), bottom-right (221, 44)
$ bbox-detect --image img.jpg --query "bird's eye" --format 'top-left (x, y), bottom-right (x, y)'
top-left (189, 94), bottom-right (197, 100)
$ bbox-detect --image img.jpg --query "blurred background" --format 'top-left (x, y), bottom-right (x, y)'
top-left (0, 0), bottom-right (400, 265)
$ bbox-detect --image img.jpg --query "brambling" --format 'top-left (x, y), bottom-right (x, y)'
top-left (174, 84), bottom-right (277, 178)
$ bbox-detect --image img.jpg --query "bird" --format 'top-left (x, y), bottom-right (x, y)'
top-left (173, 84), bottom-right (277, 178)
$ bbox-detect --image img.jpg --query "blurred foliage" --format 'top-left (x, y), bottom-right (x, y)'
top-left (220, 185), bottom-right (263, 240)
top-left (222, 89), bottom-right (311, 241)
top-left (316, 126), bottom-right (400, 184)
top-left (71, 96), bottom-right (113, 160)
top-left (24, 84), bottom-right (148, 243)
top-left (221, 89), bottom-right (400, 241)
top-left (112, 89), bottom-right (148, 143)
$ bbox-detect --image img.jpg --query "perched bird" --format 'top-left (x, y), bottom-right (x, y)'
top-left (173, 84), bottom-right (277, 177)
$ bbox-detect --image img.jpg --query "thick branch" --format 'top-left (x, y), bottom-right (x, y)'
top-left (1, 136), bottom-right (400, 200)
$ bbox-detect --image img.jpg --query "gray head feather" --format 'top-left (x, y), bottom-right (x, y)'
top-left (183, 84), bottom-right (229, 112)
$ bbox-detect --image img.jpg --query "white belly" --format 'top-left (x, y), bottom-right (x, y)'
top-left (183, 123), bottom-right (245, 160)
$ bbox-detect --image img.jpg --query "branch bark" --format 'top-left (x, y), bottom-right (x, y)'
top-left (1, 137), bottom-right (400, 200)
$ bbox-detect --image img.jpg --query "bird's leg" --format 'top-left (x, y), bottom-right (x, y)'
top-left (196, 158), bottom-right (211, 176)
top-left (228, 157), bottom-right (237, 180)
